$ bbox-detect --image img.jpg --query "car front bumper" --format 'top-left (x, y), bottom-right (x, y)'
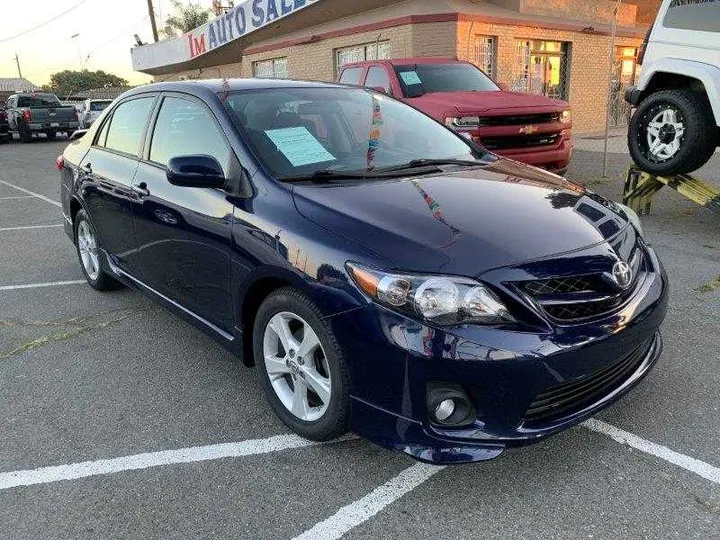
top-left (331, 246), bottom-right (668, 464)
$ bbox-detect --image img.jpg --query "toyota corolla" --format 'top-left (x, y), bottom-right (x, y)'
top-left (59, 79), bottom-right (668, 464)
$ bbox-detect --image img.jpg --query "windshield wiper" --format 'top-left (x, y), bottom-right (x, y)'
top-left (278, 169), bottom-right (375, 183)
top-left (379, 158), bottom-right (483, 172)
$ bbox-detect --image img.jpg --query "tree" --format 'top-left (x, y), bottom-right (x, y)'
top-left (162, 0), bottom-right (211, 37)
top-left (49, 70), bottom-right (129, 98)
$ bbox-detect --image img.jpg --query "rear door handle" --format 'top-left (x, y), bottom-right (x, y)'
top-left (132, 182), bottom-right (150, 197)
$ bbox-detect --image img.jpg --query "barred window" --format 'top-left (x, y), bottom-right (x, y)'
top-left (334, 41), bottom-right (391, 75)
top-left (474, 36), bottom-right (496, 78)
top-left (512, 40), bottom-right (570, 100)
top-left (253, 57), bottom-right (289, 79)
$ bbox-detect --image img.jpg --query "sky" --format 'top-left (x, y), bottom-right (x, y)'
top-left (0, 0), bottom-right (215, 87)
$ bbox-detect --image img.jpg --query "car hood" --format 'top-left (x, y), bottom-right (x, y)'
top-left (292, 158), bottom-right (631, 275)
top-left (410, 91), bottom-right (568, 116)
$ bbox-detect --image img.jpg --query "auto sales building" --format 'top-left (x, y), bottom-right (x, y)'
top-left (131, 0), bottom-right (661, 133)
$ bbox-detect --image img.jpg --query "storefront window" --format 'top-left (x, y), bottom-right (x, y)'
top-left (474, 36), bottom-right (496, 78)
top-left (335, 41), bottom-right (391, 75)
top-left (253, 57), bottom-right (289, 79)
top-left (512, 40), bottom-right (570, 100)
top-left (610, 47), bottom-right (638, 126)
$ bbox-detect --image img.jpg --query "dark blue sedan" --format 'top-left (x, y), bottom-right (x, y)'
top-left (58, 79), bottom-right (668, 464)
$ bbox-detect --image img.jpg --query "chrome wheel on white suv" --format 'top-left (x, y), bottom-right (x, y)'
top-left (628, 89), bottom-right (716, 176)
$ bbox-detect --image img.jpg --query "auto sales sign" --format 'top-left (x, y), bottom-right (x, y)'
top-left (131, 0), bottom-right (321, 72)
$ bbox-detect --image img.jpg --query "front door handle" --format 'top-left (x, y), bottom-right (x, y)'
top-left (132, 182), bottom-right (150, 197)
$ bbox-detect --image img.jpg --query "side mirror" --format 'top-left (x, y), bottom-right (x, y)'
top-left (371, 86), bottom-right (393, 97)
top-left (166, 155), bottom-right (226, 189)
top-left (70, 129), bottom-right (89, 140)
top-left (497, 82), bottom-right (509, 92)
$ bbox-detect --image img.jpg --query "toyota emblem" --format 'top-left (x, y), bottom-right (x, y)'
top-left (612, 261), bottom-right (633, 289)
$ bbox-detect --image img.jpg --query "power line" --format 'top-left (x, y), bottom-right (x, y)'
top-left (0, 0), bottom-right (92, 44)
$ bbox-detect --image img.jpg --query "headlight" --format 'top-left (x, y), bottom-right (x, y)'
top-left (445, 116), bottom-right (480, 129)
top-left (560, 109), bottom-right (572, 124)
top-left (617, 203), bottom-right (644, 237)
top-left (347, 263), bottom-right (514, 325)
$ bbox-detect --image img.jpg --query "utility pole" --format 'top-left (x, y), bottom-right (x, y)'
top-left (14, 52), bottom-right (22, 78)
top-left (147, 0), bottom-right (159, 43)
top-left (602, 0), bottom-right (622, 178)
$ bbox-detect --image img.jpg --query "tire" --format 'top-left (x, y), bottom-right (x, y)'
top-left (253, 287), bottom-right (350, 441)
top-left (628, 89), bottom-right (717, 175)
top-left (19, 126), bottom-right (31, 143)
top-left (73, 209), bottom-right (121, 291)
top-left (46, 131), bottom-right (57, 140)
top-left (0, 134), bottom-right (8, 144)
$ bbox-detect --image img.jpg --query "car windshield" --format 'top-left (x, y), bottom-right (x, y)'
top-left (90, 101), bottom-right (112, 111)
top-left (224, 87), bottom-right (484, 181)
top-left (17, 94), bottom-right (61, 108)
top-left (394, 63), bottom-right (499, 95)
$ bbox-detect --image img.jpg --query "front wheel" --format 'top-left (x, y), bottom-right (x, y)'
top-left (628, 89), bottom-right (717, 175)
top-left (254, 287), bottom-right (350, 441)
top-left (74, 209), bottom-right (121, 291)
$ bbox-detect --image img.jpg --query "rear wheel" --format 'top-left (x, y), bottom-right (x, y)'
top-left (74, 209), bottom-right (121, 291)
top-left (254, 287), bottom-right (350, 441)
top-left (628, 89), bottom-right (717, 175)
top-left (19, 126), bottom-right (31, 143)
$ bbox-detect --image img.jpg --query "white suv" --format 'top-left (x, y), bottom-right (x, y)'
top-left (625, 0), bottom-right (719, 175)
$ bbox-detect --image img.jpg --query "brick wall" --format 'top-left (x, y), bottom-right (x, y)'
top-left (456, 20), bottom-right (641, 133)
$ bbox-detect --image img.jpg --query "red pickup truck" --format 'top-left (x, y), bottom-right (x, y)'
top-left (337, 58), bottom-right (572, 175)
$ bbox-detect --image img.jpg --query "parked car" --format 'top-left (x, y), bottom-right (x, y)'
top-left (0, 106), bottom-right (9, 143)
top-left (625, 0), bottom-right (720, 175)
top-left (337, 58), bottom-right (573, 175)
top-left (59, 79), bottom-right (667, 464)
top-left (6, 92), bottom-right (79, 142)
top-left (79, 98), bottom-right (113, 129)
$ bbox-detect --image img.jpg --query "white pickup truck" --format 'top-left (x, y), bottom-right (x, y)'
top-left (625, 0), bottom-right (719, 175)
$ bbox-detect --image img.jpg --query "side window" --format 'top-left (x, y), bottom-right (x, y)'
top-left (339, 67), bottom-right (363, 85)
top-left (95, 115), bottom-right (111, 147)
top-left (365, 66), bottom-right (391, 93)
top-left (104, 97), bottom-right (154, 155)
top-left (663, 3), bottom-right (720, 32)
top-left (150, 96), bottom-right (231, 174)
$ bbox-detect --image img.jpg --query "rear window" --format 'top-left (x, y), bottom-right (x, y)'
top-left (90, 101), bottom-right (112, 111)
top-left (17, 94), bottom-right (61, 108)
top-left (394, 63), bottom-right (499, 96)
top-left (339, 67), bottom-right (363, 85)
top-left (663, 1), bottom-right (720, 32)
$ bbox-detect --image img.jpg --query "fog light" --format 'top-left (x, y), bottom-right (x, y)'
top-left (427, 382), bottom-right (475, 427)
top-left (434, 399), bottom-right (456, 422)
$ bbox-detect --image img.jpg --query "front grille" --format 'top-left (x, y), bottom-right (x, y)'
top-left (524, 276), bottom-right (599, 296)
top-left (479, 113), bottom-right (559, 127)
top-left (517, 248), bottom-right (645, 323)
top-left (480, 133), bottom-right (559, 150)
top-left (523, 339), bottom-right (652, 424)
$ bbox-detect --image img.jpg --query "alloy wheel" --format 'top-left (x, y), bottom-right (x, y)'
top-left (77, 220), bottom-right (100, 281)
top-left (645, 107), bottom-right (685, 162)
top-left (262, 311), bottom-right (332, 422)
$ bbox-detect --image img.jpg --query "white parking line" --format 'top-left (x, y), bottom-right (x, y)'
top-left (0, 434), bottom-right (353, 491)
top-left (292, 462), bottom-right (444, 540)
top-left (0, 179), bottom-right (61, 208)
top-left (582, 419), bottom-right (720, 485)
top-left (0, 224), bottom-right (64, 232)
top-left (0, 195), bottom-right (35, 200)
top-left (0, 280), bottom-right (86, 291)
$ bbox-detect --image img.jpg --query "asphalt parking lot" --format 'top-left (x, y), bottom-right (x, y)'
top-left (0, 136), bottom-right (718, 539)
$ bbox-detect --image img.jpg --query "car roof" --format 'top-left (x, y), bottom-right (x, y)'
top-left (341, 57), bottom-right (466, 69)
top-left (122, 78), bottom-right (347, 100)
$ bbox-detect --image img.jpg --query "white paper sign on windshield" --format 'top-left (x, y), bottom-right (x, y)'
top-left (264, 126), bottom-right (336, 167)
top-left (399, 71), bottom-right (422, 86)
